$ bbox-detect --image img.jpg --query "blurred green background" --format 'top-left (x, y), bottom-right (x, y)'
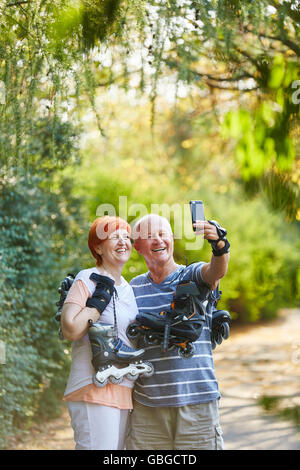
top-left (0, 0), bottom-right (299, 448)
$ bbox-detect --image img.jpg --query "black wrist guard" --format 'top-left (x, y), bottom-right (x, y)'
top-left (207, 220), bottom-right (230, 256)
top-left (86, 273), bottom-right (115, 314)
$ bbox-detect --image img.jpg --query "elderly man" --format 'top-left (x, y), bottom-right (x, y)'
top-left (125, 213), bottom-right (230, 450)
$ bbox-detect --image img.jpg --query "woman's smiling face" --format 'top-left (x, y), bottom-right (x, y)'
top-left (97, 228), bottom-right (132, 266)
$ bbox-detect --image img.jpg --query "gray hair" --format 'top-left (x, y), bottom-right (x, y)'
top-left (132, 214), bottom-right (173, 240)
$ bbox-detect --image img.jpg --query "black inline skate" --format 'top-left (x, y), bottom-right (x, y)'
top-left (208, 283), bottom-right (231, 349)
top-left (211, 309), bottom-right (231, 350)
top-left (86, 274), bottom-right (154, 386)
top-left (55, 273), bottom-right (75, 339)
top-left (127, 278), bottom-right (207, 358)
top-left (88, 320), bottom-right (154, 387)
top-left (55, 272), bottom-right (155, 383)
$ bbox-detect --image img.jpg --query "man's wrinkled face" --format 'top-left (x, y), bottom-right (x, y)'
top-left (133, 216), bottom-right (174, 265)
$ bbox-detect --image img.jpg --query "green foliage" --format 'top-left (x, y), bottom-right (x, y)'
top-left (217, 198), bottom-right (300, 322)
top-left (0, 2), bottom-right (85, 447)
top-left (259, 395), bottom-right (300, 428)
top-left (76, 165), bottom-right (300, 325)
top-left (81, 0), bottom-right (123, 49)
top-left (49, 0), bottom-right (124, 52)
top-left (1, 0), bottom-right (300, 448)
top-left (50, 0), bottom-right (164, 63)
top-left (10, 0), bottom-right (296, 222)
top-left (49, 1), bottom-right (84, 45)
top-left (85, 0), bottom-right (300, 218)
top-left (74, 95), bottom-right (300, 325)
top-left (0, 176), bottom-right (83, 448)
top-left (173, 180), bottom-right (300, 323)
top-left (221, 51), bottom-right (300, 218)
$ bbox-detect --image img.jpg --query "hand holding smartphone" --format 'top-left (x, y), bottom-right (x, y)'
top-left (189, 200), bottom-right (205, 232)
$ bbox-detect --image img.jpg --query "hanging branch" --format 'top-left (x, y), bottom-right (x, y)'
top-left (244, 25), bottom-right (300, 57)
top-left (6, 1), bottom-right (30, 6)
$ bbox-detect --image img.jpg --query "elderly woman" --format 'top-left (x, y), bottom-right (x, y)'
top-left (61, 216), bottom-right (149, 450)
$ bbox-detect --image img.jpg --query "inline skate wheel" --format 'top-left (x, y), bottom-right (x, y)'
top-left (93, 374), bottom-right (109, 388)
top-left (142, 361), bottom-right (155, 377)
top-left (126, 324), bottom-right (139, 340)
top-left (126, 364), bottom-right (140, 381)
top-left (178, 343), bottom-right (195, 358)
top-left (109, 375), bottom-right (124, 385)
top-left (126, 361), bottom-right (155, 380)
top-left (144, 331), bottom-right (159, 345)
top-left (126, 372), bottom-right (139, 381)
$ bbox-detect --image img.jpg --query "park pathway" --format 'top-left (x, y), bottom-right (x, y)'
top-left (215, 308), bottom-right (300, 450)
top-left (9, 309), bottom-right (300, 450)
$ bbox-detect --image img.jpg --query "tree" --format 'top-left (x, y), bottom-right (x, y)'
top-left (138, 0), bottom-right (300, 218)
top-left (49, 0), bottom-right (298, 217)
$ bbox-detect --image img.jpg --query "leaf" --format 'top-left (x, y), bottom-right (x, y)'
top-left (268, 55), bottom-right (285, 89)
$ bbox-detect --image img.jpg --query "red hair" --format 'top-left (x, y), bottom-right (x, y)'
top-left (88, 216), bottom-right (131, 265)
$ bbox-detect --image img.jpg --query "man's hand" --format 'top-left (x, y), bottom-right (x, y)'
top-left (195, 219), bottom-right (230, 289)
top-left (193, 221), bottom-right (225, 249)
top-left (193, 220), bottom-right (230, 257)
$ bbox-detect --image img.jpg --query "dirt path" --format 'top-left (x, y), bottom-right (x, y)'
top-left (215, 308), bottom-right (300, 450)
top-left (9, 309), bottom-right (300, 450)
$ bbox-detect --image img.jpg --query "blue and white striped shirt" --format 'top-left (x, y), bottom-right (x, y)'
top-left (130, 263), bottom-right (221, 407)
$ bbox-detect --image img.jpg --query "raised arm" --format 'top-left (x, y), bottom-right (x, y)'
top-left (194, 220), bottom-right (230, 290)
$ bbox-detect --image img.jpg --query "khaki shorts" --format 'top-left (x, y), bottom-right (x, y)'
top-left (126, 400), bottom-right (225, 450)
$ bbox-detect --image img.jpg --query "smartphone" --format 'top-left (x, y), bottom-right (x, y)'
top-left (189, 200), bottom-right (205, 232)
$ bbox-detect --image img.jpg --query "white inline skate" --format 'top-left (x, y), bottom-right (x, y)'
top-left (88, 320), bottom-right (154, 387)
